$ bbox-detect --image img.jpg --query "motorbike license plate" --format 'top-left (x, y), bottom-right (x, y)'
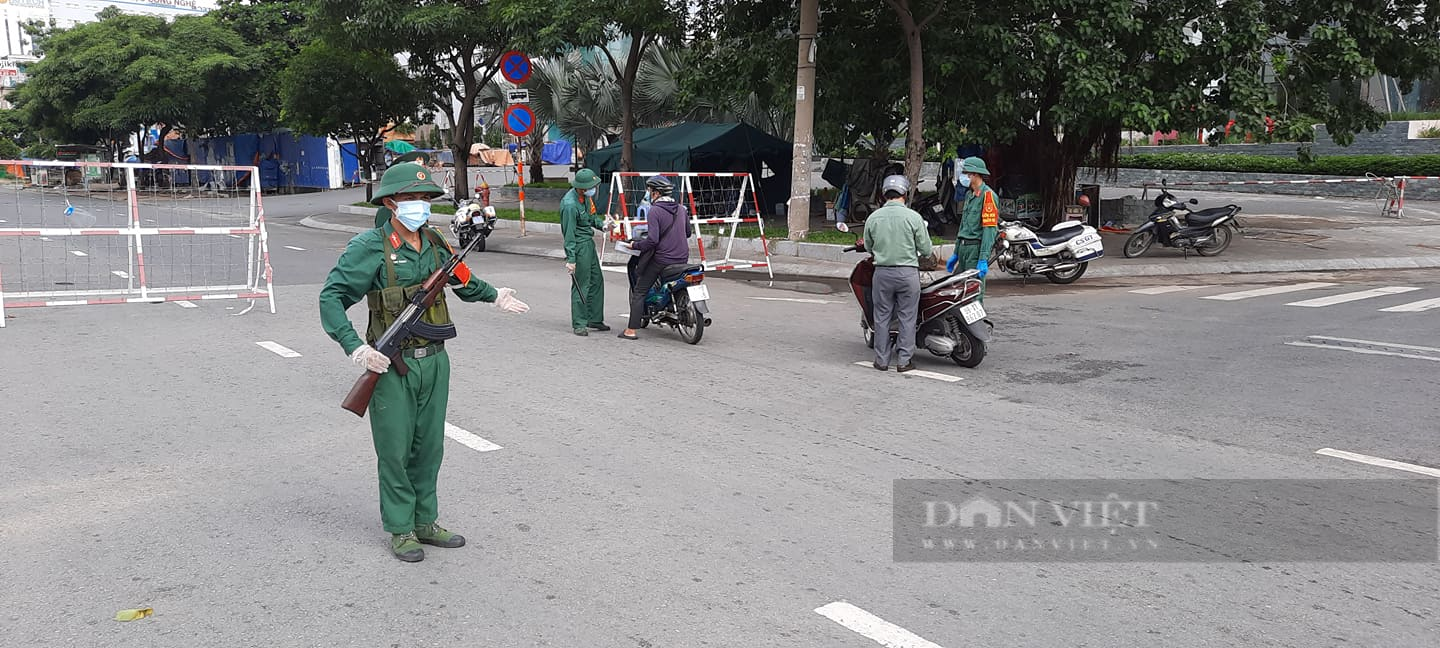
top-left (960, 302), bottom-right (986, 324)
top-left (686, 284), bottom-right (710, 302)
top-left (1075, 233), bottom-right (1101, 245)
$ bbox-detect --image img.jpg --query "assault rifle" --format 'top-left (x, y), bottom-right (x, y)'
top-left (341, 219), bottom-right (486, 416)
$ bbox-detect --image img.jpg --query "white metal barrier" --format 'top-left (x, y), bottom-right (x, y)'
top-left (0, 160), bottom-right (275, 327)
top-left (604, 171), bottom-right (773, 277)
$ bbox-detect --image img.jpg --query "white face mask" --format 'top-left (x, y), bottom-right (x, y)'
top-left (585, 187), bottom-right (598, 197)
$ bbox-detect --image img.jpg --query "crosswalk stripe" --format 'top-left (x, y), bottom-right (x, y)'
top-left (1379, 297), bottom-right (1440, 313)
top-left (1286, 286), bottom-right (1422, 308)
top-left (1129, 285), bottom-right (1211, 295)
top-left (1201, 282), bottom-right (1337, 301)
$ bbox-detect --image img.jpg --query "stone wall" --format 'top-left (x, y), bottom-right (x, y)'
top-left (1124, 121), bottom-right (1440, 157)
top-left (1080, 167), bottom-right (1440, 202)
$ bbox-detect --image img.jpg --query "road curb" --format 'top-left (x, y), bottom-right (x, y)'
top-left (303, 213), bottom-right (1440, 280)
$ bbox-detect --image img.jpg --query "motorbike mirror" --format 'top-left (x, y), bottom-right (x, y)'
top-left (836, 222), bottom-right (850, 233)
top-left (1189, 198), bottom-right (1199, 205)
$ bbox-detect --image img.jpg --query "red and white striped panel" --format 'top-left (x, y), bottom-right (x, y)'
top-left (0, 159), bottom-right (260, 173)
top-left (6, 292), bottom-right (271, 309)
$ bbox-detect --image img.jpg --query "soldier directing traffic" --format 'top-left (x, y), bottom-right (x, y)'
top-left (319, 162), bottom-right (530, 562)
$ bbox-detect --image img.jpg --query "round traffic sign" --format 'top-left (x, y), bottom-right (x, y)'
top-left (504, 104), bottom-right (535, 137)
top-left (500, 50), bottom-right (532, 84)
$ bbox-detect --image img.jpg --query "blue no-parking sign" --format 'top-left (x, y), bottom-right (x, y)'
top-left (504, 104), bottom-right (535, 137)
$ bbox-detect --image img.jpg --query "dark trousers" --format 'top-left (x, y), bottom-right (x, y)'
top-left (627, 255), bottom-right (665, 330)
top-left (872, 265), bottom-right (921, 366)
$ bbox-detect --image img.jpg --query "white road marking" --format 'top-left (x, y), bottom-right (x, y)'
top-left (284, 245), bottom-right (306, 251)
top-left (750, 296), bottom-right (836, 304)
top-left (1315, 448), bottom-right (1440, 478)
top-left (254, 341), bottom-right (302, 358)
top-left (1129, 285), bottom-right (1210, 295)
top-left (175, 301), bottom-right (199, 309)
top-left (444, 422), bottom-right (503, 452)
top-left (1201, 282), bottom-right (1337, 301)
top-left (1305, 335), bottom-right (1440, 354)
top-left (815, 602), bottom-right (947, 648)
top-left (601, 266), bottom-right (627, 273)
top-left (1286, 286), bottom-right (1421, 307)
top-left (69, 250), bottom-right (87, 257)
top-left (853, 361), bottom-right (962, 382)
top-left (111, 270), bottom-right (130, 279)
top-left (1285, 342), bottom-right (1440, 363)
top-left (1380, 297), bottom-right (1440, 313)
top-left (228, 234), bottom-right (243, 239)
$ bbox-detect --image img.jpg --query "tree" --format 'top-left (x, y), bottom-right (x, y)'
top-left (279, 43), bottom-right (420, 192)
top-left (312, 0), bottom-right (539, 199)
top-left (885, 0), bottom-right (946, 190)
top-left (212, 0), bottom-right (309, 134)
top-left (930, 0), bottom-right (1440, 224)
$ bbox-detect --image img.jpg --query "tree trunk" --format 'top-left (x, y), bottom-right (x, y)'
top-left (891, 0), bottom-right (926, 196)
top-left (618, 36), bottom-right (647, 172)
top-left (528, 127), bottom-right (545, 184)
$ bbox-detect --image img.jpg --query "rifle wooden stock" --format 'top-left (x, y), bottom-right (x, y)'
top-left (342, 369), bottom-right (382, 417)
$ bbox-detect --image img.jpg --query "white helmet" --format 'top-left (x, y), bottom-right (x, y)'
top-left (881, 174), bottom-right (910, 197)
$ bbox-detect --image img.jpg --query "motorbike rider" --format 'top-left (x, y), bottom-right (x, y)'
top-left (946, 156), bottom-right (999, 302)
top-left (619, 175), bottom-right (691, 340)
top-left (864, 174), bottom-right (934, 372)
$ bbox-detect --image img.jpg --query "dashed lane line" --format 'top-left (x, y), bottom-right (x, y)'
top-left (444, 422), bottom-right (503, 452)
top-left (749, 296), bottom-right (838, 304)
top-left (852, 361), bottom-right (962, 383)
top-left (1315, 448), bottom-right (1440, 478)
top-left (1128, 285), bottom-right (1211, 295)
top-left (815, 602), bottom-right (947, 648)
top-left (1285, 286), bottom-right (1421, 308)
top-left (255, 341), bottom-right (302, 358)
top-left (1380, 297), bottom-right (1440, 313)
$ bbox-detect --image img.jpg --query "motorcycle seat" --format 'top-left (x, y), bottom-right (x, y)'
top-left (660, 263), bottom-right (702, 281)
top-left (1186, 206), bottom-right (1238, 225)
top-left (1032, 226), bottom-right (1087, 247)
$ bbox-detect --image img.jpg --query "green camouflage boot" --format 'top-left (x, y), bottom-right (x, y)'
top-left (415, 522), bottom-right (466, 548)
top-left (390, 532), bottom-right (425, 562)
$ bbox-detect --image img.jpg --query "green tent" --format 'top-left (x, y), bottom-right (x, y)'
top-left (585, 122), bottom-right (792, 211)
top-left (385, 140), bottom-right (416, 155)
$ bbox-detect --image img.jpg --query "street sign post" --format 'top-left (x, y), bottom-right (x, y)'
top-left (500, 51), bottom-right (532, 85)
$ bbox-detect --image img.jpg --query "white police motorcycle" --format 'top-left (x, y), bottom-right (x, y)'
top-left (989, 216), bottom-right (1105, 284)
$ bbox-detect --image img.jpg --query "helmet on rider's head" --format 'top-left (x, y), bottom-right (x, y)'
top-left (880, 174), bottom-right (910, 199)
top-left (645, 175), bottom-right (673, 191)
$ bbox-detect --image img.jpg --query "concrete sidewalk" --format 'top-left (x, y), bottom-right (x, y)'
top-left (304, 205), bottom-right (1440, 280)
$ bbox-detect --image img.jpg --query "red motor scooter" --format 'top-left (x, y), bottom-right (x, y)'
top-left (838, 223), bottom-right (991, 367)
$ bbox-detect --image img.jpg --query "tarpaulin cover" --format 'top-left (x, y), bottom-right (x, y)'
top-left (584, 122), bottom-right (792, 210)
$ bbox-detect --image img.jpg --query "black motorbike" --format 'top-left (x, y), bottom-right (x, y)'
top-left (450, 198), bottom-right (497, 252)
top-left (1123, 183), bottom-right (1243, 258)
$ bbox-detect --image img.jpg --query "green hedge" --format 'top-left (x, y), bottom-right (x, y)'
top-left (1116, 153), bottom-right (1440, 177)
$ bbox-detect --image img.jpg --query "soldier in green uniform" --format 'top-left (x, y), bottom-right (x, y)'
top-left (320, 162), bottom-right (531, 562)
top-left (945, 156), bottom-right (1000, 302)
top-left (562, 168), bottom-right (611, 336)
top-left (374, 151), bottom-right (435, 228)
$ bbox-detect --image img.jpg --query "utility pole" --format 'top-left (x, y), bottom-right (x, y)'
top-left (787, 0), bottom-right (819, 241)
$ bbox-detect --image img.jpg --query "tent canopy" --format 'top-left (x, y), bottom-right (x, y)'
top-left (585, 122), bottom-right (792, 211)
top-left (385, 140), bottom-right (416, 154)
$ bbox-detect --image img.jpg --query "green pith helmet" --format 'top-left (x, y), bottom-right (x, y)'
top-left (392, 150), bottom-right (434, 166)
top-left (571, 168), bottom-right (601, 190)
top-left (371, 162), bottom-right (444, 206)
top-left (961, 156), bottom-right (991, 176)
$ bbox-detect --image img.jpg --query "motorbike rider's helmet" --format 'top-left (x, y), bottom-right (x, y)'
top-left (880, 174), bottom-right (910, 199)
top-left (645, 175), bottom-right (673, 191)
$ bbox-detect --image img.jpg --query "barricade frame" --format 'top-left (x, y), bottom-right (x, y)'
top-left (0, 160), bottom-right (275, 327)
top-left (603, 171), bottom-right (773, 278)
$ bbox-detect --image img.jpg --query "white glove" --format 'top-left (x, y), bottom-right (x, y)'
top-left (494, 287), bottom-right (530, 314)
top-left (350, 345), bottom-right (391, 374)
top-left (603, 215), bottom-right (617, 230)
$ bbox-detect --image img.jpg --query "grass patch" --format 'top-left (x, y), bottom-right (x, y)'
top-left (504, 181), bottom-right (573, 189)
top-left (1418, 126), bottom-right (1440, 139)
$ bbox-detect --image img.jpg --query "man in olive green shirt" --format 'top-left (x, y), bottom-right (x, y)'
top-left (864, 175), bottom-right (933, 372)
top-left (945, 156), bottom-right (1000, 302)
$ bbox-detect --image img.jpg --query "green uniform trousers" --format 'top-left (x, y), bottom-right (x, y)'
top-left (955, 242), bottom-right (987, 303)
top-left (368, 349), bottom-right (450, 534)
top-left (570, 244), bottom-right (605, 329)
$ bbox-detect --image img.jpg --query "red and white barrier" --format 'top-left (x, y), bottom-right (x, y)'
top-left (0, 160), bottom-right (275, 326)
top-left (603, 171), bottom-right (773, 278)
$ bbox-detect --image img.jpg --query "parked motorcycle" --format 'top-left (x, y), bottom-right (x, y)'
top-left (990, 216), bottom-right (1105, 284)
top-left (451, 198), bottom-right (497, 252)
top-left (630, 262), bottom-right (711, 344)
top-left (1123, 183), bottom-right (1243, 258)
top-left (838, 223), bottom-right (990, 367)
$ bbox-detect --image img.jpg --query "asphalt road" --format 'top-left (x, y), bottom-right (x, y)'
top-left (1, 224), bottom-right (1437, 647)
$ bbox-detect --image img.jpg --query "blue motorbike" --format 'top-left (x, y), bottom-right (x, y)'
top-left (633, 262), bottom-right (711, 344)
